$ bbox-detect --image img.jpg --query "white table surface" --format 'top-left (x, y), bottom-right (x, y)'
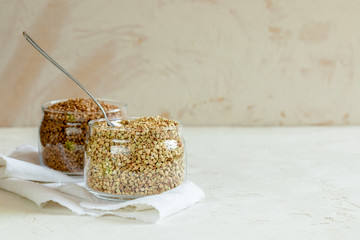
top-left (1, 126), bottom-right (360, 239)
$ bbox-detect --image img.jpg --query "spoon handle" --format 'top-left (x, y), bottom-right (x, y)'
top-left (23, 31), bottom-right (115, 127)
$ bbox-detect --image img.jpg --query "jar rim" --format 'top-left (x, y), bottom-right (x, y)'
top-left (89, 117), bottom-right (183, 131)
top-left (41, 98), bottom-right (127, 114)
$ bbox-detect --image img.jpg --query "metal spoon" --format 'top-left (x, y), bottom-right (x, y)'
top-left (23, 31), bottom-right (117, 127)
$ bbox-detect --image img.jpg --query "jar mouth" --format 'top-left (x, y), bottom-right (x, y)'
top-left (89, 117), bottom-right (183, 131)
top-left (41, 98), bottom-right (127, 114)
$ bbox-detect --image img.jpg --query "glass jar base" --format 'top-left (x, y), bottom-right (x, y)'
top-left (39, 159), bottom-right (84, 176)
top-left (87, 188), bottom-right (145, 202)
top-left (64, 171), bottom-right (83, 177)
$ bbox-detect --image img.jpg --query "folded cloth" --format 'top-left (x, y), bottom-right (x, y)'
top-left (0, 145), bottom-right (205, 223)
top-left (0, 145), bottom-right (79, 182)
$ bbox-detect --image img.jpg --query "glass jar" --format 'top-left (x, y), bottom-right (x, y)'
top-left (85, 117), bottom-right (186, 200)
top-left (39, 98), bottom-right (127, 175)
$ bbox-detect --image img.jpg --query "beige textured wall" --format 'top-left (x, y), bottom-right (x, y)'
top-left (0, 0), bottom-right (359, 126)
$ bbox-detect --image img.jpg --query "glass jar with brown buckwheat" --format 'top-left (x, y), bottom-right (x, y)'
top-left (39, 98), bottom-right (127, 175)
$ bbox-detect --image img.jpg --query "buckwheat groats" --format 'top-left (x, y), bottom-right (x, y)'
top-left (39, 98), bottom-right (126, 174)
top-left (85, 116), bottom-right (186, 200)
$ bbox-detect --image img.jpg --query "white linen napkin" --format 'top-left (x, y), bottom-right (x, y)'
top-left (0, 145), bottom-right (205, 223)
